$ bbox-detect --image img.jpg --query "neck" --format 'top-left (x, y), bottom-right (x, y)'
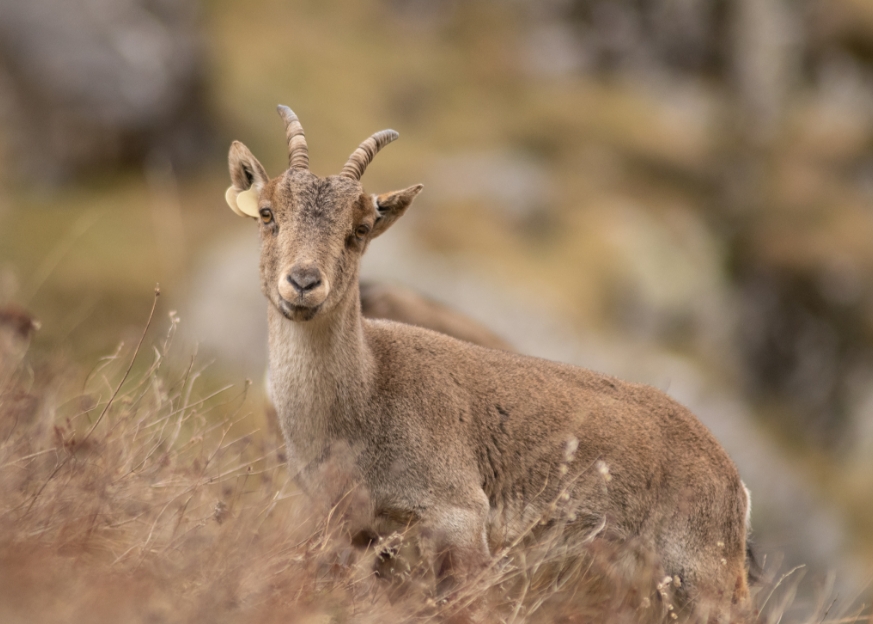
top-left (267, 286), bottom-right (372, 463)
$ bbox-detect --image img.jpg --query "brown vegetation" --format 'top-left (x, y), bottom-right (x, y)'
top-left (1, 0), bottom-right (872, 617)
top-left (0, 297), bottom-right (864, 623)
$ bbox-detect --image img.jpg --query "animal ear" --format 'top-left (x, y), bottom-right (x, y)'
top-left (226, 141), bottom-right (269, 218)
top-left (370, 184), bottom-right (423, 238)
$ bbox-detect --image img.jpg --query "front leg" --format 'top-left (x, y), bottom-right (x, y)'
top-left (420, 491), bottom-right (492, 594)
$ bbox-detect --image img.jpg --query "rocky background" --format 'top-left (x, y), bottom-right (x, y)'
top-left (0, 0), bottom-right (872, 616)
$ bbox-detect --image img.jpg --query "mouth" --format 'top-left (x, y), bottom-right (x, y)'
top-left (278, 298), bottom-right (322, 321)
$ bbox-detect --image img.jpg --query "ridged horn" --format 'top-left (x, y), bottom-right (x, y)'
top-left (277, 105), bottom-right (309, 170)
top-left (340, 129), bottom-right (399, 180)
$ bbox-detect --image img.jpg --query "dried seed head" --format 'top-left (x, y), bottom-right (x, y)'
top-left (564, 436), bottom-right (578, 462)
top-left (213, 501), bottom-right (229, 525)
top-left (596, 460), bottom-right (612, 482)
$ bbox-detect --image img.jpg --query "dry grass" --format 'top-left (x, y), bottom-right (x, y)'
top-left (0, 296), bottom-right (867, 624)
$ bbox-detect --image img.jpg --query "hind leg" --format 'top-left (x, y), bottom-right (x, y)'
top-left (663, 555), bottom-right (750, 624)
top-left (420, 495), bottom-right (491, 594)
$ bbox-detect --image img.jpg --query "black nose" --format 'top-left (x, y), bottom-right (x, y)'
top-left (287, 266), bottom-right (322, 293)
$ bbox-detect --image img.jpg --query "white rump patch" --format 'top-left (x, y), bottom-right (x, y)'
top-left (742, 481), bottom-right (752, 530)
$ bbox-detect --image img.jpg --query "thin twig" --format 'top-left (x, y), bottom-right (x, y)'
top-left (759, 565), bottom-right (806, 614)
top-left (22, 287), bottom-right (160, 515)
top-left (83, 286), bottom-right (161, 443)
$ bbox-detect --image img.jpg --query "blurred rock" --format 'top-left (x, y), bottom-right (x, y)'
top-left (520, 0), bottom-right (728, 78)
top-left (388, 0), bottom-right (458, 30)
top-left (730, 0), bottom-right (801, 144)
top-left (0, 0), bottom-right (210, 185)
top-left (809, 0), bottom-right (873, 63)
top-left (734, 267), bottom-right (873, 448)
top-left (515, 0), bottom-right (873, 449)
top-left (522, 22), bottom-right (588, 78)
top-left (429, 151), bottom-right (553, 227)
top-left (184, 233), bottom-right (266, 374)
top-left (596, 201), bottom-right (735, 361)
top-left (850, 384), bottom-right (873, 468)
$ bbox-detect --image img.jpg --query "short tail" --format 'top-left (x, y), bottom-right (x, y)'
top-left (746, 539), bottom-right (762, 585)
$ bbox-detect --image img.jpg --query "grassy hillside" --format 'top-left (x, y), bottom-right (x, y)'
top-left (1, 0), bottom-right (872, 617)
top-left (0, 305), bottom-right (854, 623)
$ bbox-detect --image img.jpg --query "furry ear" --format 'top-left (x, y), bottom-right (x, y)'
top-left (370, 184), bottom-right (423, 238)
top-left (226, 141), bottom-right (269, 217)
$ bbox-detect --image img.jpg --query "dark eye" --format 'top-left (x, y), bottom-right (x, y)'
top-left (355, 224), bottom-right (370, 239)
top-left (259, 208), bottom-right (273, 224)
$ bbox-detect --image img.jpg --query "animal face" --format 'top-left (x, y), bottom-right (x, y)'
top-left (255, 169), bottom-right (372, 321)
top-left (225, 107), bottom-right (422, 322)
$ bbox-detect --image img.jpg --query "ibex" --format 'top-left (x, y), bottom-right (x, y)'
top-left (359, 280), bottom-right (513, 352)
top-left (224, 106), bottom-right (752, 617)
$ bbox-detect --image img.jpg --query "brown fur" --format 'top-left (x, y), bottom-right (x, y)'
top-left (226, 110), bottom-right (752, 620)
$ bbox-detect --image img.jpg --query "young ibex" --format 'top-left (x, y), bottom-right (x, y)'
top-left (225, 106), bottom-right (751, 617)
top-left (359, 280), bottom-right (513, 352)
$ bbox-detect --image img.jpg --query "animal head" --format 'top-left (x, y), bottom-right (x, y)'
top-left (226, 106), bottom-right (422, 322)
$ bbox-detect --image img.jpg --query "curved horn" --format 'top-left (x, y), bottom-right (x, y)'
top-left (277, 105), bottom-right (309, 170)
top-left (340, 129), bottom-right (399, 181)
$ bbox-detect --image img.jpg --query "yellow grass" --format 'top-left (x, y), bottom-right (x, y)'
top-left (1, 293), bottom-right (867, 623)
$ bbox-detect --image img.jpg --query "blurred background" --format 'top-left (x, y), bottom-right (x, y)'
top-left (0, 0), bottom-right (872, 614)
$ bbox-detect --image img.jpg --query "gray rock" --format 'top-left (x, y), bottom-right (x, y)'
top-left (428, 151), bottom-right (553, 224)
top-left (0, 0), bottom-right (209, 183)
